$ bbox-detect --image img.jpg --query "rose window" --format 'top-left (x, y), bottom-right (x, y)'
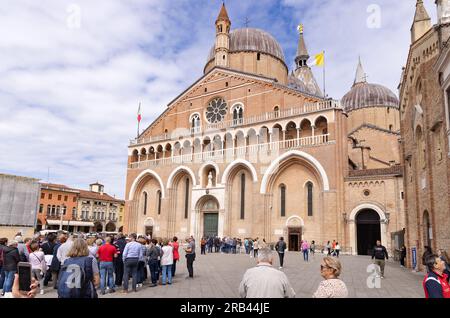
top-left (206, 97), bottom-right (227, 123)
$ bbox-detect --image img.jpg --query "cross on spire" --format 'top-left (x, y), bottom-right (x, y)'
top-left (244, 16), bottom-right (251, 28)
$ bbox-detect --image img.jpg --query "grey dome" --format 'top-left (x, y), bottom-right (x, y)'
top-left (206, 28), bottom-right (286, 65)
top-left (341, 82), bottom-right (399, 112)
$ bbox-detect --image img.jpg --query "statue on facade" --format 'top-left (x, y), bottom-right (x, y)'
top-left (207, 171), bottom-right (213, 188)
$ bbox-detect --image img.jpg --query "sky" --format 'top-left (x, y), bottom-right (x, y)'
top-left (0, 0), bottom-right (438, 198)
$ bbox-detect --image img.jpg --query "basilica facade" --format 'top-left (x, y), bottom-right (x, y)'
top-left (124, 4), bottom-right (405, 256)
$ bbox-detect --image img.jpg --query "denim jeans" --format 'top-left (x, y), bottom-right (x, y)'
top-left (149, 259), bottom-right (159, 284)
top-left (303, 249), bottom-right (309, 261)
top-left (99, 262), bottom-right (115, 292)
top-left (2, 270), bottom-right (16, 293)
top-left (0, 266), bottom-right (4, 290)
top-left (123, 258), bottom-right (139, 291)
top-left (161, 265), bottom-right (172, 285)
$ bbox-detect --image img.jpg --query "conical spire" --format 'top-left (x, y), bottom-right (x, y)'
top-left (296, 25), bottom-right (309, 58)
top-left (216, 3), bottom-right (230, 23)
top-left (354, 57), bottom-right (367, 86)
top-left (295, 24), bottom-right (309, 69)
top-left (411, 0), bottom-right (432, 43)
top-left (413, 0), bottom-right (430, 22)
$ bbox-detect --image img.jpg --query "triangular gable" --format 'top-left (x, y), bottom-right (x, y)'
top-left (139, 66), bottom-right (318, 138)
top-left (348, 123), bottom-right (400, 137)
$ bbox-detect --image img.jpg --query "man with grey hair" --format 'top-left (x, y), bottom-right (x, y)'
top-left (239, 248), bottom-right (296, 298)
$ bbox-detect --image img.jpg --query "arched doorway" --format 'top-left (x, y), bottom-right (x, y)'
top-left (356, 209), bottom-right (381, 255)
top-left (201, 198), bottom-right (219, 238)
top-left (144, 218), bottom-right (154, 238)
top-left (105, 222), bottom-right (116, 232)
top-left (94, 222), bottom-right (103, 233)
top-left (286, 216), bottom-right (304, 252)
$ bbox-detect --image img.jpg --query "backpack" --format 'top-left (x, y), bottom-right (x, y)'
top-left (57, 257), bottom-right (98, 298)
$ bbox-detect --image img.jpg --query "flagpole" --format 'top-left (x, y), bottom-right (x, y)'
top-left (323, 50), bottom-right (326, 100)
top-left (137, 102), bottom-right (141, 139)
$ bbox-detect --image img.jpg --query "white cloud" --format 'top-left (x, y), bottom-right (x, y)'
top-left (0, 0), bottom-right (437, 198)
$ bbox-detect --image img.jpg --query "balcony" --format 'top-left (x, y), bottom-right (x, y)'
top-left (129, 100), bottom-right (340, 146)
top-left (129, 134), bottom-right (333, 169)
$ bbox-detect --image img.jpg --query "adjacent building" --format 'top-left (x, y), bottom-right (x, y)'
top-left (0, 174), bottom-right (40, 240)
top-left (399, 0), bottom-right (450, 270)
top-left (37, 182), bottom-right (124, 233)
top-left (124, 4), bottom-right (405, 256)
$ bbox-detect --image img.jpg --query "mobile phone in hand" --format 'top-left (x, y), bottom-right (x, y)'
top-left (18, 262), bottom-right (32, 292)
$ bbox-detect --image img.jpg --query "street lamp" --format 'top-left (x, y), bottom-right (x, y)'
top-left (59, 203), bottom-right (66, 231)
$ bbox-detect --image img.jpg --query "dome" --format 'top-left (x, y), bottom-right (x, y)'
top-left (341, 82), bottom-right (399, 112)
top-left (206, 28), bottom-right (286, 65)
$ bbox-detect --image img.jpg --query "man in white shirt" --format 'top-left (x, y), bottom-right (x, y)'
top-left (239, 248), bottom-right (296, 298)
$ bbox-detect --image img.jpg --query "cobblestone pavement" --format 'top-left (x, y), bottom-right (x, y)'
top-left (39, 250), bottom-right (425, 298)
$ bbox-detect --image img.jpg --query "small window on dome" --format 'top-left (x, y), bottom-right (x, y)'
top-left (257, 53), bottom-right (261, 61)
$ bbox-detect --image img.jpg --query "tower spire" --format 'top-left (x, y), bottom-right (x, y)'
top-left (411, 0), bottom-right (431, 43)
top-left (354, 56), bottom-right (367, 86)
top-left (214, 3), bottom-right (231, 68)
top-left (295, 23), bottom-right (310, 69)
top-left (216, 2), bottom-right (230, 24)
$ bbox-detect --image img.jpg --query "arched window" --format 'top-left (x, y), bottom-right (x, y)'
top-left (257, 52), bottom-right (261, 61)
top-left (240, 173), bottom-right (246, 220)
top-left (274, 106), bottom-right (280, 118)
top-left (190, 114), bottom-right (201, 133)
top-left (280, 184), bottom-right (286, 217)
top-left (184, 178), bottom-right (189, 219)
top-left (232, 104), bottom-right (244, 125)
top-left (306, 182), bottom-right (313, 216)
top-left (47, 205), bottom-right (51, 215)
top-left (157, 190), bottom-right (162, 215)
top-left (143, 192), bottom-right (148, 215)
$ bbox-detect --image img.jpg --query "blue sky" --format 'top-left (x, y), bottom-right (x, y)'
top-left (0, 0), bottom-right (437, 198)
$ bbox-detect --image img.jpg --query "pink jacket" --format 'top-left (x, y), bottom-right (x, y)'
top-left (301, 242), bottom-right (310, 251)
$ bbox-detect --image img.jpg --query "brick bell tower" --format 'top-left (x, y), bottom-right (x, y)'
top-left (214, 3), bottom-right (231, 68)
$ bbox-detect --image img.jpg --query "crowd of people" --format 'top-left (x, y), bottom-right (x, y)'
top-left (1, 231), bottom-right (449, 298)
top-left (0, 231), bottom-right (197, 298)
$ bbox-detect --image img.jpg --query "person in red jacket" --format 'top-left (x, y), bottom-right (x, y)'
top-left (423, 254), bottom-right (450, 298)
top-left (170, 237), bottom-right (180, 277)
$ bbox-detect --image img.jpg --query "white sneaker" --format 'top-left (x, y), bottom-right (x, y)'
top-left (279, 266), bottom-right (283, 269)
top-left (40, 290), bottom-right (45, 295)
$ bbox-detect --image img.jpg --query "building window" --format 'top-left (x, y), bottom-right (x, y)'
top-left (72, 207), bottom-right (77, 218)
top-left (257, 52), bottom-right (261, 61)
top-left (158, 190), bottom-right (162, 215)
top-left (51, 205), bottom-right (56, 216)
top-left (190, 114), bottom-right (201, 133)
top-left (240, 173), bottom-right (245, 220)
top-left (306, 182), bottom-right (313, 216)
top-left (232, 104), bottom-right (244, 125)
top-left (58, 195), bottom-right (61, 201)
top-left (73, 197), bottom-right (76, 202)
top-left (39, 204), bottom-right (43, 213)
top-left (389, 125), bottom-right (393, 131)
top-left (49, 194), bottom-right (52, 200)
top-left (184, 179), bottom-right (189, 219)
top-left (363, 189), bottom-right (370, 197)
top-left (47, 205), bottom-right (51, 215)
top-left (62, 206), bottom-right (67, 215)
top-left (143, 192), bottom-right (147, 215)
top-left (274, 106), bottom-right (280, 118)
top-left (280, 184), bottom-right (286, 217)
top-left (64, 195), bottom-right (68, 202)
top-left (41, 193), bottom-right (45, 199)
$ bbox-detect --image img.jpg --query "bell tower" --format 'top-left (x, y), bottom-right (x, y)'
top-left (215, 3), bottom-right (231, 68)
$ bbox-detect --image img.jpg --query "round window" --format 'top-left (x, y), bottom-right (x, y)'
top-left (363, 189), bottom-right (370, 197)
top-left (206, 97), bottom-right (227, 124)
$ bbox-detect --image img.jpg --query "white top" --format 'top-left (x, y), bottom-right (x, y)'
top-left (239, 263), bottom-right (296, 298)
top-left (312, 279), bottom-right (348, 298)
top-left (29, 251), bottom-right (46, 271)
top-left (161, 245), bottom-right (174, 266)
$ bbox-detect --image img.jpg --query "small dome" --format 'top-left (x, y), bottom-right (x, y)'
top-left (206, 28), bottom-right (286, 65)
top-left (341, 82), bottom-right (399, 112)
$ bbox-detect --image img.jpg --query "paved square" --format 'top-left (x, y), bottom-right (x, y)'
top-left (40, 250), bottom-right (425, 298)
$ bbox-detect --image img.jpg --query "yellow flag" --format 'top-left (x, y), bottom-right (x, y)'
top-left (313, 51), bottom-right (324, 67)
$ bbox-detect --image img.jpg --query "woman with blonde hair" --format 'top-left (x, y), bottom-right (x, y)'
top-left (57, 238), bottom-right (100, 298)
top-left (313, 256), bottom-right (348, 298)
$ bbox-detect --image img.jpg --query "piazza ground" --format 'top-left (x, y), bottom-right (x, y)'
top-left (39, 250), bottom-right (425, 298)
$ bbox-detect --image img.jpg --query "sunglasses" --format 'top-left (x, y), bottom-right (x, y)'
top-left (320, 265), bottom-right (328, 270)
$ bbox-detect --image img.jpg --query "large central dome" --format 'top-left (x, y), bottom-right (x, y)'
top-left (206, 28), bottom-right (286, 65)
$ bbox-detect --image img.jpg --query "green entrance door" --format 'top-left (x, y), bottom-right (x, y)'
top-left (203, 213), bottom-right (219, 238)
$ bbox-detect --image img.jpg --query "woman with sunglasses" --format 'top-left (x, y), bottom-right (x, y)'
top-left (313, 257), bottom-right (348, 298)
